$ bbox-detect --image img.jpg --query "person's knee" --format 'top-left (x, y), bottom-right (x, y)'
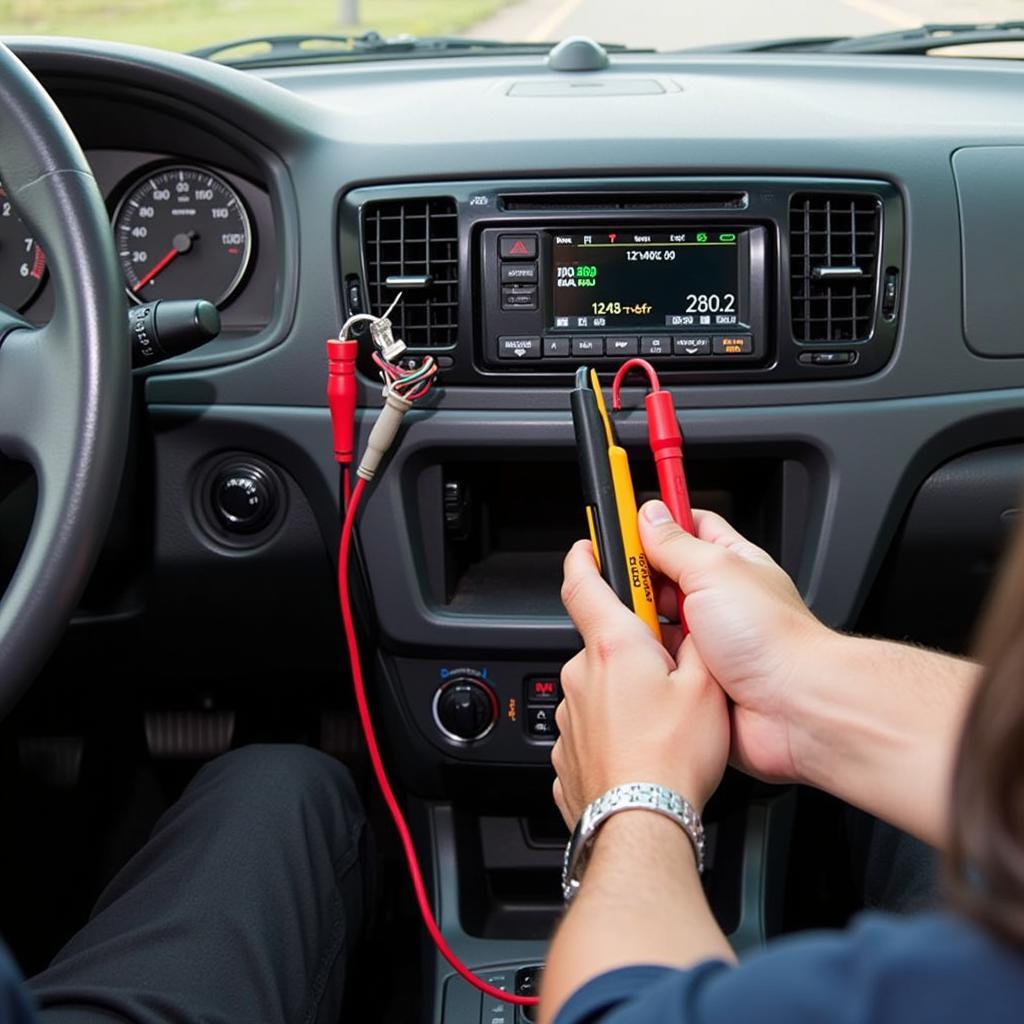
top-left (191, 743), bottom-right (365, 842)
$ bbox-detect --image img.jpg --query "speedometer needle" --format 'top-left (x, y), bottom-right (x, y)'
top-left (131, 231), bottom-right (197, 294)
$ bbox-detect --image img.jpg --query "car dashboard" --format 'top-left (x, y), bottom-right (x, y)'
top-left (5, 36), bottom-right (1024, 1022)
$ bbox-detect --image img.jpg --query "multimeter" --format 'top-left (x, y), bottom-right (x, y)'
top-left (570, 366), bottom-right (662, 640)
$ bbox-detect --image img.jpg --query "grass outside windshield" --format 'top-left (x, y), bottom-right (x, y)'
top-left (0, 0), bottom-right (511, 53)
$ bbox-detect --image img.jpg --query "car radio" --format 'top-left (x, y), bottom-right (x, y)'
top-left (480, 224), bottom-right (768, 369)
top-left (341, 177), bottom-right (905, 385)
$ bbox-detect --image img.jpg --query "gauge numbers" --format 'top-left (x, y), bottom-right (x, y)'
top-left (113, 165), bottom-right (252, 308)
top-left (0, 183), bottom-right (46, 312)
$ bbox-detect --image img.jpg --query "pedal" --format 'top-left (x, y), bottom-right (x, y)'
top-left (144, 709), bottom-right (235, 759)
top-left (18, 735), bottom-right (84, 789)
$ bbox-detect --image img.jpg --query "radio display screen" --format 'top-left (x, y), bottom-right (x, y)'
top-left (549, 228), bottom-right (746, 331)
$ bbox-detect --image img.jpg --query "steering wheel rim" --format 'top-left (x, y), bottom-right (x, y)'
top-left (0, 43), bottom-right (130, 718)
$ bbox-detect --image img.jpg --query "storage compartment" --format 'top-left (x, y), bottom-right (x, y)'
top-left (449, 772), bottom-right (786, 943)
top-left (434, 450), bottom-right (803, 615)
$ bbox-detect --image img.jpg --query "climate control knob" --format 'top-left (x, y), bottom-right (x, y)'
top-left (433, 679), bottom-right (498, 743)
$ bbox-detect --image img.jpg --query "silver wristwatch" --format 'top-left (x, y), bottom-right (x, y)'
top-left (562, 782), bottom-right (705, 902)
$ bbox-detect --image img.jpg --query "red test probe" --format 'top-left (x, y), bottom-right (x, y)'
top-left (611, 358), bottom-right (694, 629)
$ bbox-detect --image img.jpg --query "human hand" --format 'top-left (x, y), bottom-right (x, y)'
top-left (638, 500), bottom-right (835, 784)
top-left (552, 539), bottom-right (730, 828)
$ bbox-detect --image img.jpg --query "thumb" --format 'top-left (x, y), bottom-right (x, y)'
top-left (638, 500), bottom-right (732, 595)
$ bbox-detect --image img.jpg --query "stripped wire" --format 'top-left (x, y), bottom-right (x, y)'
top-left (371, 350), bottom-right (439, 402)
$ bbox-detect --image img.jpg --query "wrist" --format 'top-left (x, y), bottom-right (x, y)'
top-left (563, 783), bottom-right (705, 902)
top-left (597, 809), bottom-right (699, 867)
top-left (783, 626), bottom-right (858, 788)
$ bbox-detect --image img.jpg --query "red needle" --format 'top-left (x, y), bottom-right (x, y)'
top-left (132, 247), bottom-right (179, 293)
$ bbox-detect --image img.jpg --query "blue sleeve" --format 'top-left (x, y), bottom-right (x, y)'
top-left (0, 942), bottom-right (38, 1024)
top-left (554, 963), bottom-right (730, 1024)
top-left (552, 913), bottom-right (1023, 1024)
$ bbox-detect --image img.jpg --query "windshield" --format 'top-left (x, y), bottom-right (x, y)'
top-left (4, 0), bottom-right (1024, 56)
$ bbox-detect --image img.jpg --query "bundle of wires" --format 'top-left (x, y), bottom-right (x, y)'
top-left (371, 350), bottom-right (438, 402)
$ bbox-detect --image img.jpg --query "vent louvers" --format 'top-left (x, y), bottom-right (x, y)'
top-left (362, 197), bottom-right (459, 348)
top-left (789, 193), bottom-right (881, 342)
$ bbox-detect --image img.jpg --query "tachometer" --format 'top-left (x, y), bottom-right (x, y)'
top-left (113, 165), bottom-right (252, 307)
top-left (0, 183), bottom-right (47, 312)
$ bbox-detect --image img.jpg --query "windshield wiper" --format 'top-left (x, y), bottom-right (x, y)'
top-left (818, 21), bottom-right (1024, 54)
top-left (692, 21), bottom-right (1024, 56)
top-left (190, 31), bottom-right (630, 68)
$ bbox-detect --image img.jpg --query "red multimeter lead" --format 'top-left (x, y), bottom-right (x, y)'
top-left (611, 358), bottom-right (694, 630)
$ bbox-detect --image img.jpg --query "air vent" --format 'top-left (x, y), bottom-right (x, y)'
top-left (789, 193), bottom-right (881, 342)
top-left (362, 197), bottom-right (459, 348)
top-left (501, 192), bottom-right (747, 211)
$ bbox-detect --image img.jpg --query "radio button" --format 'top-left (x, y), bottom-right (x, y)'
top-left (526, 677), bottom-right (561, 703)
top-left (640, 335), bottom-right (672, 356)
top-left (502, 285), bottom-right (538, 310)
top-left (543, 336), bottom-right (571, 357)
top-left (499, 235), bottom-right (538, 259)
top-left (498, 335), bottom-right (541, 359)
top-left (527, 706), bottom-right (557, 739)
top-left (798, 350), bottom-right (854, 365)
top-left (606, 336), bottom-right (638, 356)
top-left (501, 263), bottom-right (538, 283)
top-left (572, 336), bottom-right (604, 357)
top-left (674, 335), bottom-right (712, 357)
top-left (713, 334), bottom-right (753, 355)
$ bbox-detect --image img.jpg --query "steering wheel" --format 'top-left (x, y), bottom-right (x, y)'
top-left (0, 44), bottom-right (130, 718)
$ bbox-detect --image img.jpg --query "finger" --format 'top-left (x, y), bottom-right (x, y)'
top-left (638, 501), bottom-right (736, 595)
top-left (561, 538), bottom-right (649, 646)
top-left (691, 508), bottom-right (777, 566)
top-left (691, 507), bottom-right (751, 548)
top-left (674, 632), bottom-right (708, 678)
top-left (554, 699), bottom-right (570, 735)
top-left (552, 777), bottom-right (572, 828)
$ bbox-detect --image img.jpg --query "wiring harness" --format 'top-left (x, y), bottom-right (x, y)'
top-left (327, 301), bottom-right (538, 1010)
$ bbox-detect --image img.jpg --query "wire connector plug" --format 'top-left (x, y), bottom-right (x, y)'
top-left (369, 316), bottom-right (406, 363)
top-left (357, 392), bottom-right (413, 481)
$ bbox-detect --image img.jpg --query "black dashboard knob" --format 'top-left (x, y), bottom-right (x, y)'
top-left (434, 679), bottom-right (497, 743)
top-left (211, 462), bottom-right (276, 534)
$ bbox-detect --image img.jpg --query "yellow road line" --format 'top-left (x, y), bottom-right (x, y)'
top-left (842, 0), bottom-right (920, 28)
top-left (526, 0), bottom-right (587, 42)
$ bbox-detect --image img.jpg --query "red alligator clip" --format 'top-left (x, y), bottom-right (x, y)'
top-left (612, 358), bottom-right (694, 629)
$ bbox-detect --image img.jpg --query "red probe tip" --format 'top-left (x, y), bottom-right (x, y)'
top-left (611, 357), bottom-right (661, 409)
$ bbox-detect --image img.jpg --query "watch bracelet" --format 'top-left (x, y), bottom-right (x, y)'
top-left (562, 782), bottom-right (705, 902)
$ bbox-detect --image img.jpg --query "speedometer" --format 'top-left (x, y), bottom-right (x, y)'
top-left (113, 165), bottom-right (252, 308)
top-left (0, 183), bottom-right (46, 312)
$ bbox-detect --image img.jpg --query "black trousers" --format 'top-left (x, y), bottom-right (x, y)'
top-left (27, 745), bottom-right (368, 1024)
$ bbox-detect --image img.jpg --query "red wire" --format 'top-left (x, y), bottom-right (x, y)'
top-left (338, 478), bottom-right (538, 1008)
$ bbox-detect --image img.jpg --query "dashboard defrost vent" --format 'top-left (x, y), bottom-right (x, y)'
top-left (501, 192), bottom-right (747, 211)
top-left (789, 193), bottom-right (881, 342)
top-left (362, 196), bottom-right (459, 348)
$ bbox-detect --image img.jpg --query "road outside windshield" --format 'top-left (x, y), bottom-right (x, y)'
top-left (3, 0), bottom-right (1024, 53)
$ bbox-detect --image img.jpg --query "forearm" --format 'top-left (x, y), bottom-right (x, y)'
top-left (540, 812), bottom-right (735, 1024)
top-left (793, 632), bottom-right (978, 847)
